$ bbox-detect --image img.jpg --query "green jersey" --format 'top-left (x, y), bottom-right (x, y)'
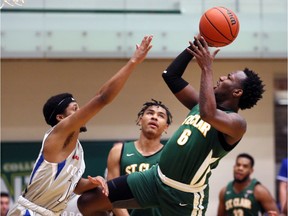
top-left (127, 104), bottom-right (237, 215)
top-left (224, 179), bottom-right (264, 216)
top-left (121, 141), bottom-right (163, 216)
top-left (159, 104), bottom-right (234, 197)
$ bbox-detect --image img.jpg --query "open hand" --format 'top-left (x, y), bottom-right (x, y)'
top-left (130, 35), bottom-right (153, 64)
top-left (88, 175), bottom-right (109, 196)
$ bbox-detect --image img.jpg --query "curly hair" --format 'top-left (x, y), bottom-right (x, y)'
top-left (136, 99), bottom-right (172, 125)
top-left (238, 68), bottom-right (265, 110)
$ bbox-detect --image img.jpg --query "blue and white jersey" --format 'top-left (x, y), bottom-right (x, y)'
top-left (23, 129), bottom-right (85, 213)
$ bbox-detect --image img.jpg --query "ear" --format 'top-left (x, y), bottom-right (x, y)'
top-left (233, 89), bottom-right (243, 97)
top-left (136, 116), bottom-right (142, 126)
top-left (56, 114), bottom-right (65, 122)
top-left (163, 123), bottom-right (169, 134)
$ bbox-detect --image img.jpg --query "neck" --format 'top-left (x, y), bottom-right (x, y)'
top-left (135, 135), bottom-right (163, 156)
top-left (233, 178), bottom-right (251, 193)
top-left (217, 103), bottom-right (238, 112)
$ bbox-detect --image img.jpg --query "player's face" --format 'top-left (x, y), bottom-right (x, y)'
top-left (214, 70), bottom-right (246, 101)
top-left (233, 157), bottom-right (253, 183)
top-left (63, 102), bottom-right (87, 132)
top-left (139, 106), bottom-right (169, 138)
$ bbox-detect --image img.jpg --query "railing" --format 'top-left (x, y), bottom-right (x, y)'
top-left (1, 0), bottom-right (287, 58)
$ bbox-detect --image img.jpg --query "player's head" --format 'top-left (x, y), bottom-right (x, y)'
top-left (238, 68), bottom-right (265, 110)
top-left (233, 153), bottom-right (254, 183)
top-left (136, 99), bottom-right (172, 126)
top-left (43, 93), bottom-right (87, 132)
top-left (214, 68), bottom-right (264, 111)
top-left (43, 93), bottom-right (75, 127)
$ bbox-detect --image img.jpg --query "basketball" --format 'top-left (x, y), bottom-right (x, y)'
top-left (199, 6), bottom-right (240, 47)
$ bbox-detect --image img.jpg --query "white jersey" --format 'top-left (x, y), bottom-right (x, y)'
top-left (20, 128), bottom-right (85, 213)
top-left (61, 194), bottom-right (82, 216)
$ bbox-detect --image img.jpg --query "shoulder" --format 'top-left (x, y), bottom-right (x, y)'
top-left (219, 186), bottom-right (227, 195)
top-left (108, 142), bottom-right (124, 159)
top-left (254, 181), bottom-right (272, 199)
top-left (218, 186), bottom-right (228, 200)
top-left (110, 142), bottom-right (123, 153)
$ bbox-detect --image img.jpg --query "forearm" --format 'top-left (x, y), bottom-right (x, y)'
top-left (74, 178), bottom-right (100, 194)
top-left (199, 66), bottom-right (216, 117)
top-left (162, 46), bottom-right (193, 93)
top-left (98, 60), bottom-right (138, 105)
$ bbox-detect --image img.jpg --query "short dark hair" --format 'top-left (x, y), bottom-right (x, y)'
top-left (236, 153), bottom-right (255, 167)
top-left (137, 99), bottom-right (172, 125)
top-left (43, 93), bottom-right (75, 127)
top-left (0, 192), bottom-right (9, 198)
top-left (238, 68), bottom-right (265, 110)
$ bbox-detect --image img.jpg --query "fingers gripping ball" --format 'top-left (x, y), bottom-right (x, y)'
top-left (199, 6), bottom-right (240, 47)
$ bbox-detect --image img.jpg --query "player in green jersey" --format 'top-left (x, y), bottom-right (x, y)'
top-left (217, 153), bottom-right (280, 216)
top-left (107, 99), bottom-right (172, 216)
top-left (77, 35), bottom-right (265, 216)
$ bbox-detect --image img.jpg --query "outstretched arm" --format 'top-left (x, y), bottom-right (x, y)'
top-left (44, 35), bottom-right (153, 162)
top-left (57, 35), bottom-right (153, 134)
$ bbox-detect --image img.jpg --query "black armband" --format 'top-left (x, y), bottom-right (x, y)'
top-left (162, 45), bottom-right (194, 94)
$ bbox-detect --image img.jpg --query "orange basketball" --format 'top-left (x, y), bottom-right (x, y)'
top-left (199, 6), bottom-right (240, 47)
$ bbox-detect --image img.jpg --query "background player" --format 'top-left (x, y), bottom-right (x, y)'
top-left (217, 153), bottom-right (279, 216)
top-left (107, 99), bottom-right (172, 216)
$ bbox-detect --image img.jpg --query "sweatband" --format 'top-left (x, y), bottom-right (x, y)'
top-left (162, 45), bottom-right (194, 94)
top-left (48, 97), bottom-right (75, 125)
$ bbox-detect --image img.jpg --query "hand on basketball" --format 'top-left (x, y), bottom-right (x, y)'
top-left (88, 175), bottom-right (109, 196)
top-left (187, 36), bottom-right (220, 70)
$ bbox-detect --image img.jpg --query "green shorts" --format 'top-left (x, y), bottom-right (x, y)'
top-left (127, 165), bottom-right (209, 216)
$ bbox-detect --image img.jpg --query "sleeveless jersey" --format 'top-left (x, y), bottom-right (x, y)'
top-left (224, 179), bottom-right (264, 215)
top-left (159, 104), bottom-right (233, 190)
top-left (120, 141), bottom-right (162, 175)
top-left (22, 128), bottom-right (85, 213)
top-left (121, 141), bottom-right (163, 216)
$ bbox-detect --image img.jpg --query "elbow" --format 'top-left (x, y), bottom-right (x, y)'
top-left (97, 91), bottom-right (112, 106)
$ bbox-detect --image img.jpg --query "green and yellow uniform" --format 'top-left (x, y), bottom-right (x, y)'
top-left (127, 104), bottom-right (236, 216)
top-left (224, 179), bottom-right (264, 216)
top-left (121, 141), bottom-right (163, 216)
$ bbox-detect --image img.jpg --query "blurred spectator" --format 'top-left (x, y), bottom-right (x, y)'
top-left (277, 158), bottom-right (288, 215)
top-left (0, 192), bottom-right (10, 216)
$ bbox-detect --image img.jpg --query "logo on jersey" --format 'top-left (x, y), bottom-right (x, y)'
top-left (179, 203), bottom-right (188, 207)
top-left (72, 155), bottom-right (79, 160)
top-left (126, 153), bottom-right (134, 157)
